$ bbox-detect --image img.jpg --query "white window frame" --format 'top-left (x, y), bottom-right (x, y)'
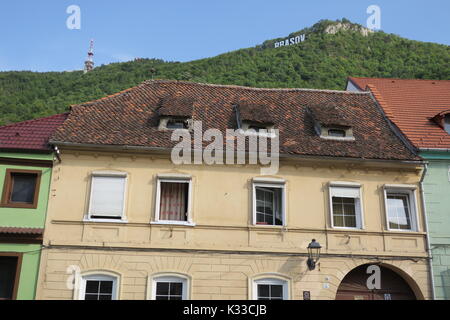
top-left (152, 174), bottom-right (194, 226)
top-left (329, 182), bottom-right (364, 230)
top-left (148, 274), bottom-right (190, 300)
top-left (78, 273), bottom-right (119, 300)
top-left (252, 178), bottom-right (286, 227)
top-left (251, 277), bottom-right (289, 300)
top-left (383, 185), bottom-right (419, 232)
top-left (86, 171), bottom-right (128, 222)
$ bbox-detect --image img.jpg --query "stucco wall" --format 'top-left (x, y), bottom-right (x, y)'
top-left (36, 248), bottom-right (430, 300)
top-left (37, 149), bottom-right (431, 299)
top-left (421, 155), bottom-right (450, 300)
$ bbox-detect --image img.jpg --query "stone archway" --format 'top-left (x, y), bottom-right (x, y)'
top-left (336, 264), bottom-right (417, 300)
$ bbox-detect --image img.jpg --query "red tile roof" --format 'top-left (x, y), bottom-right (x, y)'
top-left (0, 227), bottom-right (43, 235)
top-left (51, 80), bottom-right (419, 161)
top-left (0, 113), bottom-right (68, 152)
top-left (348, 77), bottom-right (450, 150)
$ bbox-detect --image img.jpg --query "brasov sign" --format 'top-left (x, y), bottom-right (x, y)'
top-left (274, 34), bottom-right (306, 48)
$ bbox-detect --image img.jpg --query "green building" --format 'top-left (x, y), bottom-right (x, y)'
top-left (348, 77), bottom-right (450, 300)
top-left (0, 114), bottom-right (66, 300)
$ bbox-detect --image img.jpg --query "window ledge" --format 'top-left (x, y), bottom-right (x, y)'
top-left (83, 217), bottom-right (128, 224)
top-left (251, 224), bottom-right (286, 229)
top-left (319, 135), bottom-right (355, 142)
top-left (331, 226), bottom-right (364, 231)
top-left (151, 221), bottom-right (196, 227)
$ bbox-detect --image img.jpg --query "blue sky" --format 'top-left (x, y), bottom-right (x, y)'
top-left (0, 0), bottom-right (449, 72)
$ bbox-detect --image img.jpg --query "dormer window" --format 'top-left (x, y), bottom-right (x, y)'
top-left (166, 118), bottom-right (188, 130)
top-left (307, 104), bottom-right (355, 141)
top-left (328, 129), bottom-right (347, 138)
top-left (235, 102), bottom-right (276, 137)
top-left (159, 117), bottom-right (191, 131)
top-left (157, 96), bottom-right (194, 131)
top-left (445, 115), bottom-right (450, 134)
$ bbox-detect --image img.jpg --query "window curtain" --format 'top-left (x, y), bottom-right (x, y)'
top-left (159, 183), bottom-right (186, 221)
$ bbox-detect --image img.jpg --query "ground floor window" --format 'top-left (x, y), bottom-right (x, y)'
top-left (80, 274), bottom-right (118, 300)
top-left (253, 278), bottom-right (288, 300)
top-left (151, 275), bottom-right (188, 300)
top-left (0, 254), bottom-right (21, 300)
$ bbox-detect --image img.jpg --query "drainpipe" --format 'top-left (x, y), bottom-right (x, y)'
top-left (53, 146), bottom-right (61, 163)
top-left (420, 163), bottom-right (436, 300)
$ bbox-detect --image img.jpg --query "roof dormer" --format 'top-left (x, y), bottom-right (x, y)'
top-left (235, 102), bottom-right (276, 137)
top-left (307, 103), bottom-right (355, 141)
top-left (430, 109), bottom-right (450, 134)
top-left (157, 96), bottom-right (194, 131)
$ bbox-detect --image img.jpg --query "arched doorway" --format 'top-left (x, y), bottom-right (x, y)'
top-left (336, 264), bottom-right (417, 300)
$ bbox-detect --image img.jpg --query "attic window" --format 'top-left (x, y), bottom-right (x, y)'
top-left (167, 119), bottom-right (188, 130)
top-left (248, 122), bottom-right (271, 132)
top-left (445, 115), bottom-right (450, 134)
top-left (328, 129), bottom-right (347, 138)
top-left (158, 117), bottom-right (191, 131)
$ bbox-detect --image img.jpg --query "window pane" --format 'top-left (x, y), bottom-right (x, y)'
top-left (328, 129), bottom-right (346, 137)
top-left (258, 285), bottom-right (270, 298)
top-left (332, 197), bottom-right (357, 228)
top-left (90, 176), bottom-right (125, 217)
top-left (270, 285), bottom-right (283, 298)
top-left (345, 216), bottom-right (356, 228)
top-left (255, 187), bottom-right (283, 226)
top-left (100, 281), bottom-right (113, 294)
top-left (98, 294), bottom-right (113, 301)
top-left (85, 281), bottom-right (100, 294)
top-left (333, 215), bottom-right (344, 227)
top-left (0, 257), bottom-right (18, 300)
top-left (170, 283), bottom-right (183, 296)
top-left (387, 194), bottom-right (411, 230)
top-left (10, 173), bottom-right (37, 204)
top-left (155, 295), bottom-right (169, 300)
top-left (156, 282), bottom-right (170, 295)
top-left (159, 182), bottom-right (188, 221)
top-left (84, 294), bottom-right (99, 300)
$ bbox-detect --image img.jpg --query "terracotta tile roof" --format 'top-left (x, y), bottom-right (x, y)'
top-left (307, 103), bottom-right (352, 127)
top-left (158, 96), bottom-right (194, 117)
top-left (0, 113), bottom-right (69, 152)
top-left (238, 102), bottom-right (274, 124)
top-left (50, 80), bottom-right (419, 161)
top-left (348, 77), bottom-right (450, 150)
top-left (0, 227), bottom-right (43, 235)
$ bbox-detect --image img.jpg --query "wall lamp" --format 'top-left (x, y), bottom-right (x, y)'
top-left (307, 239), bottom-right (322, 270)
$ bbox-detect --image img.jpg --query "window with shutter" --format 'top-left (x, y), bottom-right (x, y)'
top-left (88, 173), bottom-right (127, 220)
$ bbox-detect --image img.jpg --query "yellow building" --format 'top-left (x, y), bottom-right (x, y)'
top-left (36, 81), bottom-right (432, 300)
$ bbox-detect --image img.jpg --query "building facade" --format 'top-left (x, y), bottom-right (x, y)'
top-left (0, 114), bottom-right (67, 300)
top-left (35, 80), bottom-right (431, 300)
top-left (348, 77), bottom-right (450, 300)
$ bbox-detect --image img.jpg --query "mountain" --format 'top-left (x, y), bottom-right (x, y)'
top-left (0, 19), bottom-right (449, 125)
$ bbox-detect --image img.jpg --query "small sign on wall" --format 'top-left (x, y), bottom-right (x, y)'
top-left (303, 291), bottom-right (311, 300)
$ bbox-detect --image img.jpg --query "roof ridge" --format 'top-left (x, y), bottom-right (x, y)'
top-left (142, 79), bottom-right (371, 95)
top-left (72, 82), bottom-right (148, 108)
top-left (349, 76), bottom-right (450, 83)
top-left (0, 112), bottom-right (68, 130)
top-left (366, 84), bottom-right (396, 121)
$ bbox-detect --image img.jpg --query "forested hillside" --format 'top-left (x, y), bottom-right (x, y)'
top-left (1, 19), bottom-right (449, 125)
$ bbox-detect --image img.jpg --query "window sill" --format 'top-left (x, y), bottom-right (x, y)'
top-left (151, 221), bottom-right (196, 227)
top-left (0, 203), bottom-right (38, 209)
top-left (331, 226), bottom-right (364, 231)
top-left (251, 224), bottom-right (285, 229)
top-left (83, 217), bottom-right (128, 224)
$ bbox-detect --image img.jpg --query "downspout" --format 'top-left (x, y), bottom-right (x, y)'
top-left (420, 163), bottom-right (436, 300)
top-left (53, 146), bottom-right (61, 163)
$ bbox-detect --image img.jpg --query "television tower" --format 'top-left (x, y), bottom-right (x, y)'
top-left (84, 39), bottom-right (94, 74)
